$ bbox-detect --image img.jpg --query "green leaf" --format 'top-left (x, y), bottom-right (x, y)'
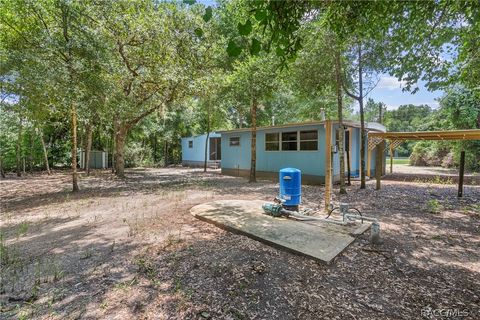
top-left (194, 28), bottom-right (203, 38)
top-left (238, 20), bottom-right (252, 36)
top-left (250, 38), bottom-right (261, 55)
top-left (254, 10), bottom-right (267, 22)
top-left (275, 46), bottom-right (284, 57)
top-left (183, 0), bottom-right (196, 5)
top-left (227, 40), bottom-right (242, 57)
top-left (203, 6), bottom-right (212, 22)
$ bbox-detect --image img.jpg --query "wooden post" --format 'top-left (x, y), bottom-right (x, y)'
top-left (389, 144), bottom-right (394, 174)
top-left (325, 120), bottom-right (332, 210)
top-left (367, 149), bottom-right (371, 177)
top-left (346, 149), bottom-right (351, 186)
top-left (458, 150), bottom-right (465, 197)
top-left (375, 141), bottom-right (384, 190)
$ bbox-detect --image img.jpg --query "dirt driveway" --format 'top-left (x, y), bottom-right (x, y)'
top-left (1, 168), bottom-right (479, 319)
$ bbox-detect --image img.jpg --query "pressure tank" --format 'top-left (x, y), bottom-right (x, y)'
top-left (279, 168), bottom-right (301, 211)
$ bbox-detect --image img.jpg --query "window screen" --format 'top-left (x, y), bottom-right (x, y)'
top-left (229, 136), bottom-right (240, 146)
top-left (300, 130), bottom-right (318, 151)
top-left (188, 140), bottom-right (193, 148)
top-left (282, 131), bottom-right (297, 151)
top-left (265, 132), bottom-right (279, 151)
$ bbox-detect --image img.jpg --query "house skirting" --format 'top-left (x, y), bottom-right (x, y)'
top-left (221, 168), bottom-right (329, 185)
top-left (182, 160), bottom-right (220, 168)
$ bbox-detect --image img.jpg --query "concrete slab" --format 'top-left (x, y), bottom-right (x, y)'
top-left (191, 200), bottom-right (371, 264)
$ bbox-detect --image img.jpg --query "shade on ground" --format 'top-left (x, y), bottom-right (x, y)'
top-left (190, 200), bottom-right (371, 264)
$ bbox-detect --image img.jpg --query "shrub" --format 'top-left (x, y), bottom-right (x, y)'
top-left (124, 141), bottom-right (153, 168)
top-left (425, 199), bottom-right (443, 214)
top-left (441, 152), bottom-right (455, 168)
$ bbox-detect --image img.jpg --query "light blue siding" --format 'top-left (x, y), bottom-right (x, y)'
top-left (349, 127), bottom-right (360, 175)
top-left (258, 124), bottom-right (325, 176)
top-left (221, 124), bottom-right (378, 179)
top-left (221, 131), bottom-right (251, 170)
top-left (181, 132), bottom-right (221, 162)
top-left (222, 124), bottom-right (326, 176)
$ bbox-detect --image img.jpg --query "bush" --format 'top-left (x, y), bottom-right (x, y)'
top-left (441, 152), bottom-right (455, 168)
top-left (409, 141), bottom-right (430, 166)
top-left (410, 141), bottom-right (451, 167)
top-left (124, 141), bottom-right (153, 168)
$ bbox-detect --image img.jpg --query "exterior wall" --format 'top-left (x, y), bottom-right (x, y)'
top-left (79, 150), bottom-right (108, 169)
top-left (349, 127), bottom-right (360, 176)
top-left (220, 131), bottom-right (252, 171)
top-left (221, 124), bottom-right (381, 184)
top-left (221, 124), bottom-right (326, 180)
top-left (181, 132), bottom-right (221, 166)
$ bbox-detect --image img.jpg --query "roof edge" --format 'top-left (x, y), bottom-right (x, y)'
top-left (217, 120), bottom-right (386, 134)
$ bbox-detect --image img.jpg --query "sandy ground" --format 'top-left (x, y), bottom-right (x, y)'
top-left (391, 164), bottom-right (478, 177)
top-left (1, 168), bottom-right (479, 319)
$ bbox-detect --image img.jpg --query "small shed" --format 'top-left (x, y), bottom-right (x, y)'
top-left (181, 132), bottom-right (221, 167)
top-left (79, 150), bottom-right (109, 169)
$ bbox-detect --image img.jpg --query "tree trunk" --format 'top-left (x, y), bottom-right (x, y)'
top-left (204, 132), bottom-right (210, 172)
top-left (16, 118), bottom-right (22, 177)
top-left (358, 43), bottom-right (366, 189)
top-left (249, 98), bottom-right (257, 183)
top-left (153, 133), bottom-right (157, 164)
top-left (85, 124), bottom-right (93, 176)
top-left (111, 127), bottom-right (116, 173)
top-left (164, 140), bottom-right (168, 167)
top-left (335, 50), bottom-right (346, 194)
top-left (0, 155), bottom-right (5, 178)
top-left (28, 133), bottom-right (34, 173)
top-left (71, 103), bottom-right (79, 192)
top-left (39, 130), bottom-right (51, 175)
top-left (114, 124), bottom-right (128, 178)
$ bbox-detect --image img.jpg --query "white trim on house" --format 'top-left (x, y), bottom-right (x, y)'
top-left (218, 120), bottom-right (386, 134)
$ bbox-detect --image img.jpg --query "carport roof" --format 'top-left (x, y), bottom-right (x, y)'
top-left (369, 129), bottom-right (480, 141)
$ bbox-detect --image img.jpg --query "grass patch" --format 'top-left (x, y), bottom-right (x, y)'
top-left (425, 199), bottom-right (443, 214)
top-left (392, 157), bottom-right (410, 165)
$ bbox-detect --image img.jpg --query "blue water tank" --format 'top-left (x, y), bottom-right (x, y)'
top-left (279, 168), bottom-right (301, 207)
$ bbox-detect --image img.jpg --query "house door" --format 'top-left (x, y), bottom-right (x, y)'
top-left (209, 137), bottom-right (221, 160)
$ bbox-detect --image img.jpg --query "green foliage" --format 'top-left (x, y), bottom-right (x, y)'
top-left (407, 87), bottom-right (480, 170)
top-left (425, 199), bottom-right (443, 214)
top-left (203, 6), bottom-right (213, 22)
top-left (363, 98), bottom-right (387, 123)
top-left (124, 141), bottom-right (153, 168)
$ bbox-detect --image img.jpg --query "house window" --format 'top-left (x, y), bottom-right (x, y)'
top-left (265, 132), bottom-right (279, 151)
top-left (229, 136), bottom-right (240, 146)
top-left (300, 130), bottom-right (318, 151)
top-left (282, 131), bottom-right (297, 151)
top-left (188, 140), bottom-right (193, 148)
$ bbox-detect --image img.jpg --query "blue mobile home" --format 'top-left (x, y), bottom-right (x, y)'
top-left (181, 132), bottom-right (221, 167)
top-left (219, 121), bottom-right (386, 184)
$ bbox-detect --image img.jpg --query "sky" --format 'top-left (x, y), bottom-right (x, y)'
top-left (365, 74), bottom-right (443, 111)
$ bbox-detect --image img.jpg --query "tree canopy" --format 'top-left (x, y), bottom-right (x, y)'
top-left (1, 0), bottom-right (478, 188)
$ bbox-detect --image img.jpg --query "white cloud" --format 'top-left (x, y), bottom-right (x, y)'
top-left (385, 104), bottom-right (399, 110)
top-left (377, 76), bottom-right (407, 90)
top-left (385, 101), bottom-right (439, 111)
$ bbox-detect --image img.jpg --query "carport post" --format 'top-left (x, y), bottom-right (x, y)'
top-left (389, 144), bottom-right (394, 173)
top-left (458, 150), bottom-right (465, 197)
top-left (324, 120), bottom-right (333, 211)
top-left (375, 141), bottom-right (384, 190)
